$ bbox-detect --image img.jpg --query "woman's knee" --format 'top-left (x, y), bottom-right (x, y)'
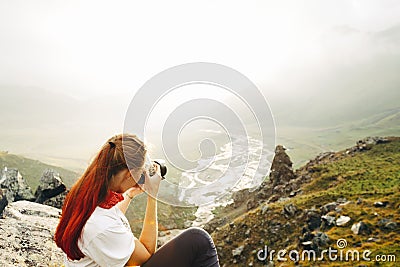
top-left (182, 227), bottom-right (216, 249)
top-left (184, 227), bottom-right (212, 239)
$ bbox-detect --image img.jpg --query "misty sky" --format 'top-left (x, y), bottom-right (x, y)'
top-left (1, 0), bottom-right (399, 171)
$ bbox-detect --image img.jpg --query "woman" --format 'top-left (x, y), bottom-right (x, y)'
top-left (55, 133), bottom-right (220, 267)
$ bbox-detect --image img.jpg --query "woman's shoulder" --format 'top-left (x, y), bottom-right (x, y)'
top-left (81, 206), bottom-right (129, 243)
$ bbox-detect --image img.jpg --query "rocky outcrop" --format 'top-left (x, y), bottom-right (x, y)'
top-left (0, 167), bottom-right (67, 216)
top-left (0, 189), bottom-right (8, 217)
top-left (0, 167), bottom-right (35, 202)
top-left (0, 201), bottom-right (64, 266)
top-left (269, 145), bottom-right (295, 187)
top-left (205, 144), bottom-right (308, 233)
top-left (35, 169), bottom-right (67, 209)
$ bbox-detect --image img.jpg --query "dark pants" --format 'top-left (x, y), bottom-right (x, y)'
top-left (142, 227), bottom-right (220, 267)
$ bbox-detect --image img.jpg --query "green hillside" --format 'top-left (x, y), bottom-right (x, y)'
top-left (0, 151), bottom-right (79, 191)
top-left (211, 137), bottom-right (400, 266)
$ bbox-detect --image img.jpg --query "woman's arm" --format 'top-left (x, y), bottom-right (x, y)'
top-left (117, 186), bottom-right (143, 214)
top-left (138, 195), bottom-right (158, 253)
top-left (126, 167), bottom-right (161, 266)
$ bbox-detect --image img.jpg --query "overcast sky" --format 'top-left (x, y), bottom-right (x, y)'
top-left (0, 0), bottom-right (399, 171)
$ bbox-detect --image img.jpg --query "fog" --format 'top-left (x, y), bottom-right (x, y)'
top-left (0, 0), bottom-right (399, 171)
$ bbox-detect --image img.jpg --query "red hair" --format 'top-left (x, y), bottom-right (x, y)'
top-left (55, 134), bottom-right (146, 260)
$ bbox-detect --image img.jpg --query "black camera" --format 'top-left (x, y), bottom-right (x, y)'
top-left (137, 159), bottom-right (167, 184)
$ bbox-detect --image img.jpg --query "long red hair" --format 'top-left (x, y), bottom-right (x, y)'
top-left (55, 133), bottom-right (146, 260)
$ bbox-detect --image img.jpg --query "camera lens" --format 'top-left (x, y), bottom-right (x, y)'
top-left (138, 173), bottom-right (146, 184)
top-left (154, 160), bottom-right (167, 178)
top-left (137, 160), bottom-right (167, 184)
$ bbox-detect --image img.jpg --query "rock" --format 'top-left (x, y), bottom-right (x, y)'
top-left (320, 202), bottom-right (337, 214)
top-left (315, 152), bottom-right (335, 162)
top-left (321, 215), bottom-right (336, 228)
top-left (0, 201), bottom-right (63, 266)
top-left (269, 145), bottom-right (295, 187)
top-left (306, 211), bottom-right (321, 231)
top-left (268, 194), bottom-right (280, 203)
top-left (336, 215), bottom-right (351, 226)
top-left (357, 137), bottom-right (389, 146)
top-left (283, 204), bottom-right (297, 217)
top-left (245, 229), bottom-right (251, 236)
top-left (246, 198), bottom-right (257, 210)
top-left (313, 232), bottom-right (330, 247)
top-left (374, 201), bottom-right (388, 208)
top-left (378, 218), bottom-right (391, 227)
top-left (336, 198), bottom-right (347, 204)
top-left (232, 245), bottom-right (244, 257)
top-left (302, 241), bottom-right (313, 246)
top-left (351, 221), bottom-right (371, 235)
top-left (35, 169), bottom-right (67, 209)
top-left (356, 198), bottom-right (363, 204)
top-left (300, 231), bottom-right (330, 252)
top-left (383, 222), bottom-right (397, 231)
top-left (232, 190), bottom-right (248, 208)
top-left (203, 217), bottom-right (228, 234)
top-left (0, 189), bottom-right (8, 217)
top-left (261, 204), bottom-right (269, 215)
top-left (367, 237), bottom-right (379, 243)
top-left (0, 167), bottom-right (35, 202)
top-left (184, 220), bottom-right (192, 228)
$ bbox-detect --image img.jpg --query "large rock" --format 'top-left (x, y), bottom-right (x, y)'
top-left (0, 189), bottom-right (8, 217)
top-left (35, 169), bottom-right (67, 209)
top-left (269, 145), bottom-right (295, 187)
top-left (336, 215), bottom-right (351, 226)
top-left (351, 221), bottom-right (371, 235)
top-left (0, 201), bottom-right (64, 266)
top-left (0, 167), bottom-right (35, 202)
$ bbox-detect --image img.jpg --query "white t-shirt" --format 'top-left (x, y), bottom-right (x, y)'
top-left (64, 205), bottom-right (136, 267)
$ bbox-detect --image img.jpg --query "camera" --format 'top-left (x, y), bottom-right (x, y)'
top-left (137, 158), bottom-right (167, 184)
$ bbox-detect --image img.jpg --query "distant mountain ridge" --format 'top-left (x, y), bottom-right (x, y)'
top-left (0, 151), bottom-right (78, 191)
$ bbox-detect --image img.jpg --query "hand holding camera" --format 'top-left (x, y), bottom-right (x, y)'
top-left (137, 159), bottom-right (167, 184)
top-left (137, 157), bottom-right (167, 198)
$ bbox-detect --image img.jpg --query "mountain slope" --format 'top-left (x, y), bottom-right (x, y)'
top-left (211, 137), bottom-right (400, 266)
top-left (0, 151), bottom-right (79, 191)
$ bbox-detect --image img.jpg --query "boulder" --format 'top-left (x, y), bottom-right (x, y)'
top-left (0, 189), bottom-right (8, 217)
top-left (313, 232), bottom-right (330, 248)
top-left (306, 210), bottom-right (321, 231)
top-left (351, 221), bottom-right (371, 235)
top-left (35, 169), bottom-right (67, 209)
top-left (336, 215), bottom-right (351, 226)
top-left (0, 167), bottom-right (35, 202)
top-left (0, 201), bottom-right (64, 266)
top-left (232, 245), bottom-right (244, 257)
top-left (283, 204), bottom-right (297, 217)
top-left (320, 202), bottom-right (338, 214)
top-left (269, 145), bottom-right (295, 187)
top-left (321, 215), bottom-right (336, 228)
top-left (378, 219), bottom-right (398, 231)
top-left (374, 201), bottom-right (388, 208)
